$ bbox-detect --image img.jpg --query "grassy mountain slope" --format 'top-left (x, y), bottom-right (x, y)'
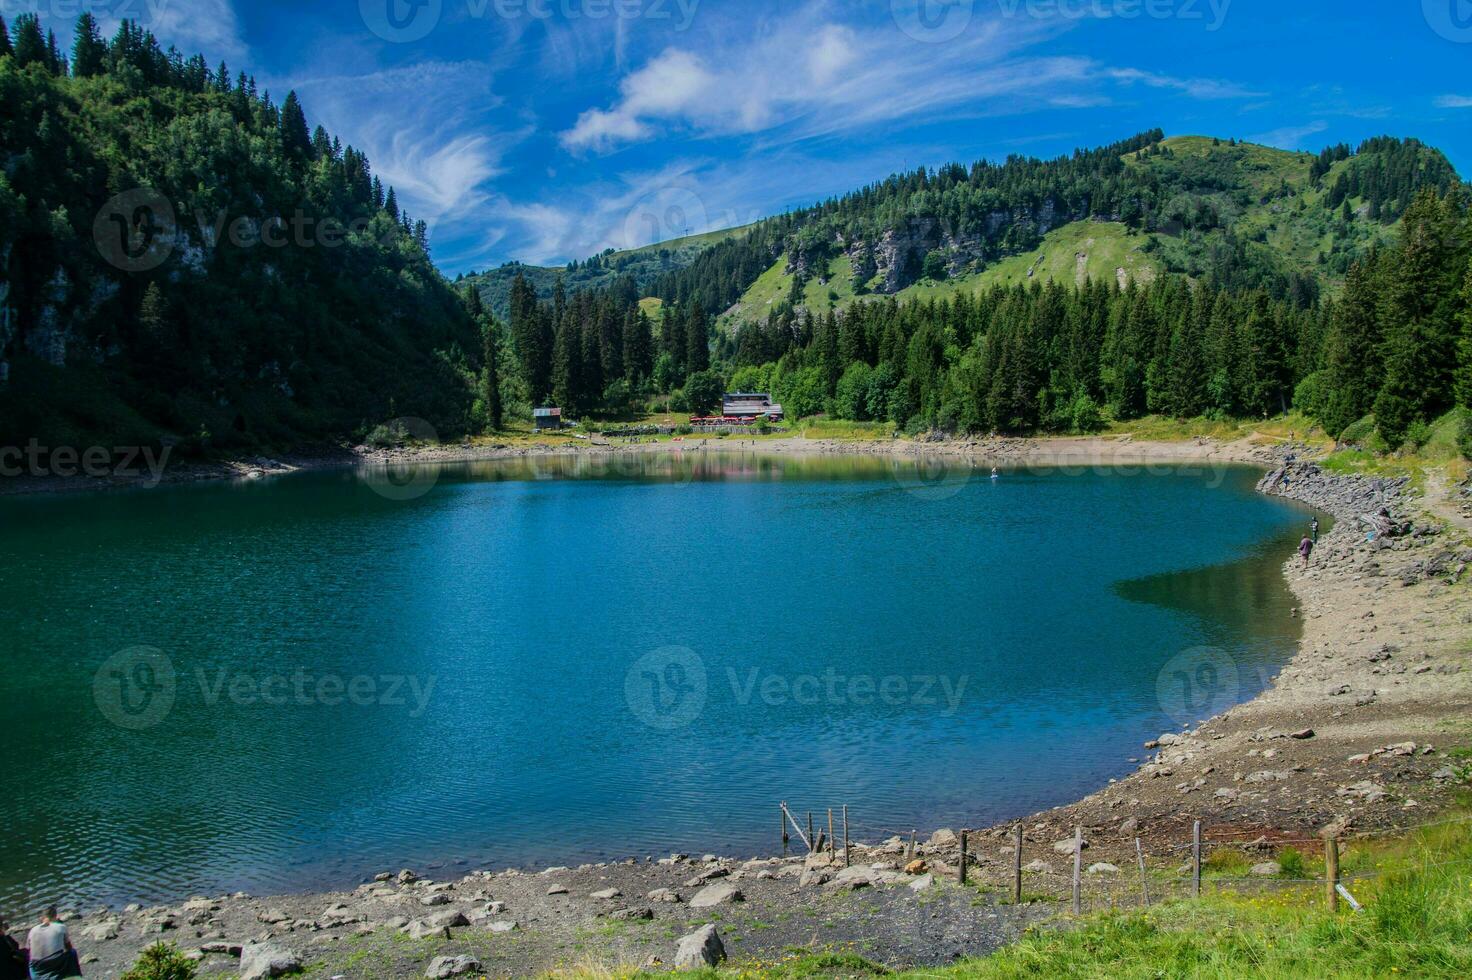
top-left (712, 134), bottom-right (1435, 329)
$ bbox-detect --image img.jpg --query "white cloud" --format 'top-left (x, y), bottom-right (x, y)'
top-left (1435, 94), bottom-right (1472, 109)
top-left (1248, 120), bottom-right (1329, 150)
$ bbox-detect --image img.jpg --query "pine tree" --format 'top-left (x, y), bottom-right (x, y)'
top-left (383, 187), bottom-right (399, 222)
top-left (482, 320), bottom-right (503, 431)
top-left (623, 309), bottom-right (654, 383)
top-left (1318, 259), bottom-right (1382, 436)
top-left (551, 318), bottom-right (576, 413)
top-left (0, 16), bottom-right (11, 58)
top-left (279, 91), bottom-right (312, 162)
top-left (72, 13), bottom-right (106, 77)
top-left (13, 14), bottom-right (47, 70)
top-left (686, 301), bottom-right (710, 374)
top-left (1374, 192), bottom-right (1463, 444)
top-left (1455, 256), bottom-right (1472, 410)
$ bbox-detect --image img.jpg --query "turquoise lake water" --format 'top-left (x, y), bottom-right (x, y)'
top-left (0, 452), bottom-right (1317, 910)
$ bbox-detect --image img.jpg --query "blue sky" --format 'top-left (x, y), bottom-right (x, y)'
top-left (37, 0), bottom-right (1472, 274)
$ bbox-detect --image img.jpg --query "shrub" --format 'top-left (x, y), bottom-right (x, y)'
top-left (1459, 412), bottom-right (1472, 460)
top-left (121, 943), bottom-right (197, 980)
top-left (1068, 393), bottom-right (1106, 433)
top-left (1277, 846), bottom-right (1306, 878)
top-left (364, 419), bottom-right (410, 447)
top-left (1402, 419), bottom-right (1432, 453)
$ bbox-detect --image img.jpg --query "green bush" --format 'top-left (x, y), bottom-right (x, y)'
top-left (1403, 419), bottom-right (1432, 453)
top-left (120, 943), bottom-right (197, 980)
top-left (1277, 846), bottom-right (1306, 877)
top-left (1459, 412), bottom-right (1472, 460)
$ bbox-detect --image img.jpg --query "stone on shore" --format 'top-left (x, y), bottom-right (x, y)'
top-left (1052, 838), bottom-right (1088, 855)
top-left (589, 887), bottom-right (622, 900)
top-left (80, 920), bottom-right (120, 942)
top-left (688, 882), bottom-right (743, 908)
top-left (674, 924), bottom-right (726, 969)
top-left (647, 888), bottom-right (681, 903)
top-left (425, 955), bottom-right (481, 979)
top-left (1251, 862), bottom-right (1282, 877)
top-left (239, 941), bottom-right (301, 979)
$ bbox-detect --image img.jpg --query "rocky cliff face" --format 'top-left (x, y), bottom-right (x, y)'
top-left (836, 198), bottom-right (1077, 295)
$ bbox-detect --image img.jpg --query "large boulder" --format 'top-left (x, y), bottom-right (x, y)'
top-left (674, 924), bottom-right (726, 969)
top-left (688, 883), bottom-right (743, 908)
top-left (425, 955), bottom-right (481, 979)
top-left (238, 942), bottom-right (300, 979)
top-left (80, 920), bottom-right (120, 942)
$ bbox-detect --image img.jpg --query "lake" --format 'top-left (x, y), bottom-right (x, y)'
top-left (0, 451), bottom-right (1317, 910)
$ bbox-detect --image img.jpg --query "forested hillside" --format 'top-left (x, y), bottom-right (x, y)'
top-left (0, 14), bottom-right (482, 451)
top-left (497, 141), bottom-right (1471, 452)
top-left (461, 224), bottom-right (753, 322)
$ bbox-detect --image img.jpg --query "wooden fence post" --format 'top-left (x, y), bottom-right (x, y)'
top-left (906, 829), bottom-right (916, 864)
top-left (807, 812), bottom-right (815, 855)
top-left (1192, 820), bottom-right (1202, 899)
top-left (1012, 824), bottom-right (1023, 904)
top-left (828, 809), bottom-right (835, 859)
top-left (842, 806), bottom-right (850, 868)
top-left (959, 830), bottom-right (969, 885)
top-left (781, 804), bottom-right (789, 857)
top-left (1135, 838), bottom-right (1150, 907)
top-left (1325, 834), bottom-right (1340, 913)
top-left (1072, 825), bottom-right (1083, 915)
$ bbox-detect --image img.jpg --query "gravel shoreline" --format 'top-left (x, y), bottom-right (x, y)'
top-left (9, 436), bottom-right (1471, 978)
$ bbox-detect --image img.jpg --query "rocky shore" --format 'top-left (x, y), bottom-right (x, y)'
top-left (9, 437), bottom-right (1471, 978)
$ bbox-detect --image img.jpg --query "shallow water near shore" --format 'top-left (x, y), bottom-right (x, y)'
top-left (0, 452), bottom-right (1318, 910)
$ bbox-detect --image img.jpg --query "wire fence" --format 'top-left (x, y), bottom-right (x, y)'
top-left (777, 801), bottom-right (1472, 914)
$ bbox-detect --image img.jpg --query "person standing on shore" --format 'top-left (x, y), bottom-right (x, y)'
top-left (1311, 518), bottom-right (1319, 543)
top-left (24, 908), bottom-right (78, 980)
top-left (0, 919), bottom-right (27, 980)
top-left (1299, 535), bottom-right (1314, 567)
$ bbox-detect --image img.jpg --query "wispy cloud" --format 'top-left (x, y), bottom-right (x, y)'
top-left (558, 1), bottom-right (1261, 155)
top-left (288, 62), bottom-right (519, 232)
top-left (1104, 68), bottom-right (1264, 101)
top-left (1248, 120), bottom-right (1328, 150)
top-left (1435, 94), bottom-right (1472, 109)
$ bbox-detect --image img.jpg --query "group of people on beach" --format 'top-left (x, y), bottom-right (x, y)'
top-left (1, 909), bottom-right (79, 980)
